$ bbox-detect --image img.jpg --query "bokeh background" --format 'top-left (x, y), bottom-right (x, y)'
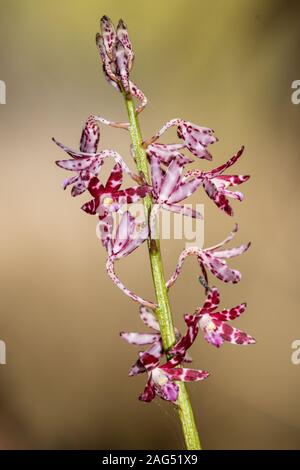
top-left (0, 0), bottom-right (299, 449)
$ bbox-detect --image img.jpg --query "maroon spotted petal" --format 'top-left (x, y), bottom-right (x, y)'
top-left (177, 121), bottom-right (217, 159)
top-left (139, 379), bottom-right (156, 402)
top-left (202, 146), bottom-right (250, 216)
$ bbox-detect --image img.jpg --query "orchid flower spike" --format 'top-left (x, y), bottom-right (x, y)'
top-left (120, 306), bottom-right (192, 376)
top-left (171, 287), bottom-right (256, 352)
top-left (166, 224), bottom-right (250, 288)
top-left (144, 119), bottom-right (218, 160)
top-left (54, 14), bottom-right (254, 442)
top-left (96, 16), bottom-right (147, 113)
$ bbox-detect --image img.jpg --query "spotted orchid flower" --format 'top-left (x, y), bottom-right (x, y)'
top-left (54, 116), bottom-right (139, 196)
top-left (139, 355), bottom-right (209, 403)
top-left (121, 307), bottom-right (209, 403)
top-left (149, 154), bottom-right (203, 234)
top-left (54, 116), bottom-right (100, 196)
top-left (96, 16), bottom-right (147, 113)
top-left (203, 146), bottom-right (249, 216)
top-left (183, 146), bottom-right (250, 216)
top-left (120, 306), bottom-right (192, 376)
top-left (166, 225), bottom-right (250, 288)
top-left (104, 211), bottom-right (149, 259)
top-left (144, 118), bottom-right (218, 160)
top-left (171, 288), bottom-right (256, 352)
top-left (102, 211), bottom-right (156, 309)
top-left (81, 163), bottom-right (150, 217)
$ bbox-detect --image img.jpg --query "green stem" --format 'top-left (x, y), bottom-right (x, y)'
top-left (124, 94), bottom-right (201, 450)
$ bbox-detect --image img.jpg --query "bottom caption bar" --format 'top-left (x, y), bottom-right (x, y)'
top-left (0, 450), bottom-right (297, 466)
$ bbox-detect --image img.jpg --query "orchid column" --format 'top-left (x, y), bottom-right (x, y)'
top-left (54, 15), bottom-right (255, 450)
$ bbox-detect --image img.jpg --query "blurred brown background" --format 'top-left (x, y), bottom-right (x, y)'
top-left (0, 0), bottom-right (299, 449)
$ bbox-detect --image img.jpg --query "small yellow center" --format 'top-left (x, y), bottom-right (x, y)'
top-left (199, 314), bottom-right (216, 333)
top-left (206, 321), bottom-right (216, 333)
top-left (152, 368), bottom-right (168, 386)
top-left (102, 197), bottom-right (114, 207)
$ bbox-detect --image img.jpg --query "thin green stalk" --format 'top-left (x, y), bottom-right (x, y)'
top-left (124, 93), bottom-right (201, 450)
